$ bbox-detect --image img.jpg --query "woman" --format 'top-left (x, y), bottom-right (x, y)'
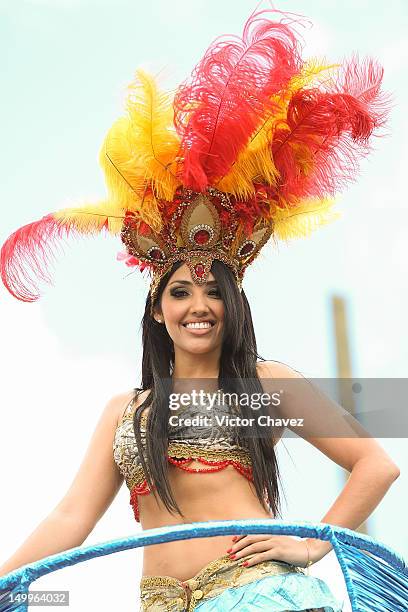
top-left (0, 9), bottom-right (399, 611)
top-left (0, 261), bottom-right (401, 611)
top-left (116, 254), bottom-right (401, 611)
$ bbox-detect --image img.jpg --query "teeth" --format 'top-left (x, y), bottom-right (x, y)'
top-left (184, 322), bottom-right (212, 329)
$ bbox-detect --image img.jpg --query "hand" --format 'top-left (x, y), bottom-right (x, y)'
top-left (226, 534), bottom-right (310, 568)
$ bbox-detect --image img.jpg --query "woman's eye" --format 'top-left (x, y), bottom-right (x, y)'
top-left (171, 290), bottom-right (188, 297)
top-left (170, 288), bottom-right (221, 298)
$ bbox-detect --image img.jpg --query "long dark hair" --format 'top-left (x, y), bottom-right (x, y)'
top-left (133, 259), bottom-right (283, 518)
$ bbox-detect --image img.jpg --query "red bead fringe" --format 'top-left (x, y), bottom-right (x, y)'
top-left (129, 456), bottom-right (254, 522)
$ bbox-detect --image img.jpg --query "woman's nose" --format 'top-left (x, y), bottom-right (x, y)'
top-left (190, 291), bottom-right (209, 313)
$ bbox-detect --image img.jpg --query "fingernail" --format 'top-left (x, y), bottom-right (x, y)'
top-left (226, 548), bottom-right (232, 553)
top-left (229, 554), bottom-right (236, 559)
top-left (242, 561), bottom-right (248, 567)
top-left (232, 536), bottom-right (237, 542)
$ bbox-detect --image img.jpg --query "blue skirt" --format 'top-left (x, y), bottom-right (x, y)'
top-left (139, 552), bottom-right (343, 611)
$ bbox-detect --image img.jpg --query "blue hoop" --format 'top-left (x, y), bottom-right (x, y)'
top-left (1, 521), bottom-right (407, 611)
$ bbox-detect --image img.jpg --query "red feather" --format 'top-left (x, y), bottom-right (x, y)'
top-left (174, 10), bottom-right (303, 192)
top-left (272, 56), bottom-right (391, 202)
top-left (0, 214), bottom-right (76, 302)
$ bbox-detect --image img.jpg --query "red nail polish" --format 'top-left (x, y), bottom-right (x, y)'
top-left (226, 548), bottom-right (232, 553)
top-left (232, 536), bottom-right (237, 542)
top-left (242, 561), bottom-right (248, 567)
top-left (230, 554), bottom-right (236, 559)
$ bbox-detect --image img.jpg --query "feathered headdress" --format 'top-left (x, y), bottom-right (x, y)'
top-left (0, 11), bottom-right (390, 308)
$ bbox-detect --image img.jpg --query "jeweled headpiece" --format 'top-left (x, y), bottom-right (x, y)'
top-left (0, 11), bottom-right (389, 311)
top-left (121, 185), bottom-right (275, 306)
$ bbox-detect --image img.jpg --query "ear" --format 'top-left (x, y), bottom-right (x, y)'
top-left (153, 307), bottom-right (163, 323)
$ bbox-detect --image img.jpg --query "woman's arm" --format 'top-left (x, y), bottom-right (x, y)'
top-left (258, 361), bottom-right (400, 563)
top-left (0, 390), bottom-right (133, 578)
top-left (305, 443), bottom-right (399, 562)
top-left (0, 510), bottom-right (96, 578)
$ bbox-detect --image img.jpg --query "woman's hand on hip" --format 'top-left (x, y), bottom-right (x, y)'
top-left (226, 534), bottom-right (309, 568)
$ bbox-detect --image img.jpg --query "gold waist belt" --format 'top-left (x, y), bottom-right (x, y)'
top-left (139, 551), bottom-right (304, 611)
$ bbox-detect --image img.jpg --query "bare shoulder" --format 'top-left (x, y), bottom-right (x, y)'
top-left (101, 390), bottom-right (135, 428)
top-left (112, 388), bottom-right (152, 427)
top-left (53, 389), bottom-right (152, 526)
top-left (256, 361), bottom-right (398, 473)
top-left (256, 359), bottom-right (303, 380)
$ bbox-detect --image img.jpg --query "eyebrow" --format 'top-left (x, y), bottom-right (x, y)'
top-left (168, 280), bottom-right (218, 286)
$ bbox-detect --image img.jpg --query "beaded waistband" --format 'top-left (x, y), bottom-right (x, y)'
top-left (140, 552), bottom-right (304, 611)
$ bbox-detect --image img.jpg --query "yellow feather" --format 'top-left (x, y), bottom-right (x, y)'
top-left (99, 116), bottom-right (145, 212)
top-left (273, 197), bottom-right (341, 241)
top-left (286, 58), bottom-right (339, 93)
top-left (217, 122), bottom-right (279, 198)
top-left (139, 193), bottom-right (163, 233)
top-left (53, 201), bottom-right (125, 235)
top-left (126, 70), bottom-right (181, 200)
top-left (99, 70), bottom-right (181, 217)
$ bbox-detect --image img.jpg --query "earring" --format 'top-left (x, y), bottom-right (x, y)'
top-left (156, 317), bottom-right (163, 324)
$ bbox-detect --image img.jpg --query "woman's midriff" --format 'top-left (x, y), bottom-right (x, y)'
top-left (139, 463), bottom-right (274, 582)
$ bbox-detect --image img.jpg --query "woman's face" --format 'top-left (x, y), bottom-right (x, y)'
top-left (155, 263), bottom-right (224, 355)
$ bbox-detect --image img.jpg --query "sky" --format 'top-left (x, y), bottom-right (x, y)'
top-left (0, 1), bottom-right (407, 610)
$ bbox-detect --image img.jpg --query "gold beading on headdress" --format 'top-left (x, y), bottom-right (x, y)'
top-left (121, 187), bottom-right (272, 309)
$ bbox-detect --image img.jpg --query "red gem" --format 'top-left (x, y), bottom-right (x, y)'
top-left (194, 264), bottom-right (205, 277)
top-left (149, 248), bottom-right (164, 261)
top-left (240, 242), bottom-right (254, 256)
top-left (193, 229), bottom-right (210, 245)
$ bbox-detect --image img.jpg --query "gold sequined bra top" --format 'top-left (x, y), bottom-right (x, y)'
top-left (113, 390), bottom-right (253, 522)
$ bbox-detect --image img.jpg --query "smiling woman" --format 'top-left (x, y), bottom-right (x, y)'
top-left (110, 256), bottom-right (347, 611)
top-left (0, 6), bottom-right (404, 612)
top-left (154, 265), bottom-right (225, 361)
